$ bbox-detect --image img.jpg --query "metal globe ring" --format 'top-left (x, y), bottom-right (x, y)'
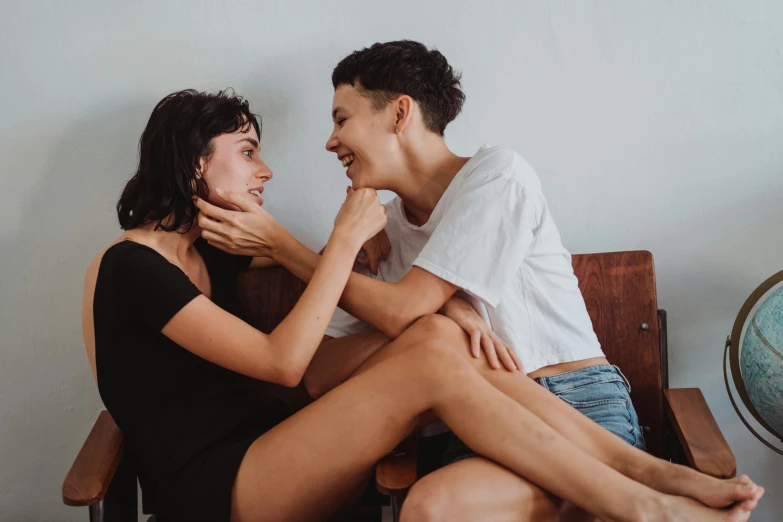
top-left (724, 269), bottom-right (783, 456)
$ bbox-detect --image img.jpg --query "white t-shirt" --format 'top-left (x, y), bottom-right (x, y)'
top-left (327, 145), bottom-right (603, 373)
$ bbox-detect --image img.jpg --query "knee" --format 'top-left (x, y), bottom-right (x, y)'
top-left (524, 486), bottom-right (561, 522)
top-left (399, 480), bottom-right (452, 522)
top-left (409, 314), bottom-right (465, 343)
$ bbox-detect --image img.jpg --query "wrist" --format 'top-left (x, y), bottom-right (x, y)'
top-left (328, 229), bottom-right (363, 254)
top-left (267, 223), bottom-right (292, 259)
top-left (439, 298), bottom-right (454, 315)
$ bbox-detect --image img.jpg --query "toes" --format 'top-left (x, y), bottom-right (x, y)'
top-left (733, 483), bottom-right (757, 501)
top-left (726, 504), bottom-right (752, 522)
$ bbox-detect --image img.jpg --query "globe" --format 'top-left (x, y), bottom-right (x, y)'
top-left (725, 271), bottom-right (783, 455)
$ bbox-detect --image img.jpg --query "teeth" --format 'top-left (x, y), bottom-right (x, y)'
top-left (249, 190), bottom-right (262, 198)
top-left (341, 155), bottom-right (355, 167)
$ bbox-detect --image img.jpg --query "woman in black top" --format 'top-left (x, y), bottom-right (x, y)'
top-left (83, 89), bottom-right (759, 522)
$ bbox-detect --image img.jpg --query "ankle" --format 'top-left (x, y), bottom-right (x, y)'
top-left (625, 492), bottom-right (670, 522)
top-left (646, 460), bottom-right (690, 492)
top-left (602, 490), bottom-right (662, 522)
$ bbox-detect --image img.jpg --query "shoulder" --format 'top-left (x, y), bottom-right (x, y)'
top-left (100, 240), bottom-right (169, 275)
top-left (464, 146), bottom-right (542, 190)
top-left (463, 145), bottom-right (541, 194)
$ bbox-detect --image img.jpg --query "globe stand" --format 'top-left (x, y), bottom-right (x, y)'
top-left (724, 269), bottom-right (783, 456)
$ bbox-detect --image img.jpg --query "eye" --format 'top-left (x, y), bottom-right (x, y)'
top-left (336, 118), bottom-right (346, 127)
top-left (243, 149), bottom-right (253, 158)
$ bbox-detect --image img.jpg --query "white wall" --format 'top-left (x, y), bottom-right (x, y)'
top-left (2, 1), bottom-right (781, 520)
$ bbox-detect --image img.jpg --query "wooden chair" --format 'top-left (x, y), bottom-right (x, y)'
top-left (374, 251), bottom-right (738, 522)
top-left (63, 250), bottom-right (736, 521)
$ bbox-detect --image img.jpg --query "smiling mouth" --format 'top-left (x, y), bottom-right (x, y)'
top-left (249, 189), bottom-right (263, 198)
top-left (341, 155), bottom-right (355, 168)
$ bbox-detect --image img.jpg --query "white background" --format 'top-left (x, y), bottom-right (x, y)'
top-left (1, 1), bottom-right (782, 520)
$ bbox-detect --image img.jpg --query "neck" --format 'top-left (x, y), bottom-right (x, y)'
top-left (389, 136), bottom-right (470, 227)
top-left (133, 222), bottom-right (202, 262)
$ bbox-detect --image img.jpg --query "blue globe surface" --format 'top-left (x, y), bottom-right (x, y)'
top-left (741, 284), bottom-right (783, 438)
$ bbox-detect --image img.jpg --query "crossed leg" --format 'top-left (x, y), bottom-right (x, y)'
top-left (345, 317), bottom-right (761, 521)
top-left (231, 316), bottom-right (758, 522)
top-left (401, 457), bottom-right (562, 522)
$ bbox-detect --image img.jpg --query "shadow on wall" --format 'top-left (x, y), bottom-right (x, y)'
top-left (0, 100), bottom-right (153, 520)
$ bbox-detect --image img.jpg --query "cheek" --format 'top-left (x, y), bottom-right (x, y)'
top-left (202, 159), bottom-right (248, 192)
top-left (205, 188), bottom-right (242, 212)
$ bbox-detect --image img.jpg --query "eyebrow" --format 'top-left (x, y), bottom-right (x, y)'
top-left (332, 107), bottom-right (344, 120)
top-left (236, 137), bottom-right (259, 148)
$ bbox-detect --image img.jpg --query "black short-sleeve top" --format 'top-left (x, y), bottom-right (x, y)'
top-left (93, 238), bottom-right (284, 483)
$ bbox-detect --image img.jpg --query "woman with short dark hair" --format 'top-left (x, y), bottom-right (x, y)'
top-left (195, 42), bottom-right (763, 522)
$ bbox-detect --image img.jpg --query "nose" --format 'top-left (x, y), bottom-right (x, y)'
top-left (325, 127), bottom-right (339, 153)
top-left (258, 159), bottom-right (273, 182)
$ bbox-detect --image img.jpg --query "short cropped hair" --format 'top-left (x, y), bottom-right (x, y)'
top-left (332, 40), bottom-right (465, 136)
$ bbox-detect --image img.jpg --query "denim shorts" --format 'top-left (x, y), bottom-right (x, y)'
top-left (442, 364), bottom-right (646, 465)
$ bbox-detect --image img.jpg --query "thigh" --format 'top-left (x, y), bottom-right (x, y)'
top-left (230, 357), bottom-right (434, 521)
top-left (401, 457), bottom-right (560, 522)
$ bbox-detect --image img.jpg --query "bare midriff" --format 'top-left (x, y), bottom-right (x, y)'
top-left (527, 356), bottom-right (610, 380)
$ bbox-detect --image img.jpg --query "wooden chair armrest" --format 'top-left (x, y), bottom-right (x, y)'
top-left (62, 410), bottom-right (125, 506)
top-left (664, 388), bottom-right (736, 478)
top-left (376, 434), bottom-right (418, 496)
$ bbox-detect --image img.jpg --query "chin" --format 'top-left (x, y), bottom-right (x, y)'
top-left (350, 173), bottom-right (381, 191)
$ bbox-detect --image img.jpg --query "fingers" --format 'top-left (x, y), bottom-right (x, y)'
top-left (497, 344), bottom-right (518, 372)
top-left (379, 229), bottom-right (391, 260)
top-left (355, 252), bottom-right (379, 276)
top-left (194, 197), bottom-right (234, 222)
top-left (201, 229), bottom-right (231, 251)
top-left (490, 332), bottom-right (522, 372)
top-left (508, 344), bottom-right (524, 372)
top-left (481, 333), bottom-right (501, 370)
top-left (470, 330), bottom-right (481, 358)
top-left (215, 188), bottom-right (259, 213)
top-left (367, 238), bottom-right (380, 275)
top-left (197, 210), bottom-right (232, 235)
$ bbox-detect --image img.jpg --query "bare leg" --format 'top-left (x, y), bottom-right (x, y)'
top-left (400, 457), bottom-right (559, 522)
top-left (351, 319), bottom-right (761, 509)
top-left (303, 329), bottom-right (390, 399)
top-left (231, 316), bottom-right (756, 522)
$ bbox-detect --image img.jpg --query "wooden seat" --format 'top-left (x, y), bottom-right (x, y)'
top-left (63, 251), bottom-right (735, 522)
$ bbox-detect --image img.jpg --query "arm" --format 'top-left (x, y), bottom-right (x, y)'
top-left (273, 232), bottom-right (457, 338)
top-left (250, 256), bottom-right (280, 268)
top-left (164, 233), bottom-right (362, 386)
top-left (197, 192), bottom-right (455, 338)
top-left (173, 187), bottom-right (388, 386)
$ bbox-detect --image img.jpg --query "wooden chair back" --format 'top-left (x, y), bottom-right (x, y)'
top-left (571, 251), bottom-right (667, 457)
top-left (237, 250), bottom-right (668, 458)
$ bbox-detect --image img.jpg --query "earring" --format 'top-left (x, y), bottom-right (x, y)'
top-left (396, 127), bottom-right (401, 134)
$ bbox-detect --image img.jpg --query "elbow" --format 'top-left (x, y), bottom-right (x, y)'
top-left (277, 370), bottom-right (303, 389)
top-left (275, 363), bottom-right (306, 389)
top-left (381, 310), bottom-right (418, 339)
top-left (302, 371), bottom-right (327, 400)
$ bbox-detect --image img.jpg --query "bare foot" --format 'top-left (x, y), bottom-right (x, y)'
top-left (652, 464), bottom-right (762, 509)
top-left (651, 493), bottom-right (763, 522)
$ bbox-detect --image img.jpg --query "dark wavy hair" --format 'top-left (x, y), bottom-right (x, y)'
top-left (117, 89), bottom-right (261, 232)
top-left (331, 40), bottom-right (465, 136)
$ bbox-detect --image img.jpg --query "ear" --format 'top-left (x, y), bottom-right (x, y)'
top-left (394, 95), bottom-right (415, 134)
top-left (192, 156), bottom-right (208, 194)
top-left (196, 155), bottom-right (209, 179)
